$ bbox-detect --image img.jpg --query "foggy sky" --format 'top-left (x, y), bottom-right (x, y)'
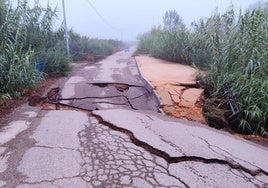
top-left (35, 0), bottom-right (262, 41)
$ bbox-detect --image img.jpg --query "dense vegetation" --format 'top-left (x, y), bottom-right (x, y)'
top-left (0, 0), bottom-right (70, 103)
top-left (137, 7), bottom-right (268, 137)
top-left (0, 0), bottom-right (123, 104)
top-left (69, 31), bottom-right (123, 61)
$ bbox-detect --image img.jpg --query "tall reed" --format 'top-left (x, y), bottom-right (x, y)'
top-left (0, 1), bottom-right (44, 97)
top-left (0, 0), bottom-right (69, 100)
top-left (137, 7), bottom-right (268, 137)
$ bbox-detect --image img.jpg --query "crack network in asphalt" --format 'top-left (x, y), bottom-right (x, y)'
top-left (32, 92), bottom-right (267, 179)
top-left (25, 86), bottom-right (268, 187)
top-left (92, 113), bottom-right (268, 177)
top-left (29, 83), bottom-right (151, 111)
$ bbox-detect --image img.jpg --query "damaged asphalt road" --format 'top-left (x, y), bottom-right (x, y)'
top-left (55, 49), bottom-right (159, 112)
top-left (0, 47), bottom-right (268, 187)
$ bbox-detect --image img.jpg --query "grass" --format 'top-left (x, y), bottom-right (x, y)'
top-left (0, 0), bottom-right (123, 106)
top-left (137, 7), bottom-right (268, 137)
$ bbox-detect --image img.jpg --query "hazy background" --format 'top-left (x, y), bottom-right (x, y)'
top-left (28, 0), bottom-right (266, 41)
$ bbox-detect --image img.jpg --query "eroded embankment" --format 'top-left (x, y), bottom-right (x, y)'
top-left (135, 55), bottom-right (206, 124)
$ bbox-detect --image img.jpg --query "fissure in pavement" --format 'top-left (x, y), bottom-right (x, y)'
top-left (93, 114), bottom-right (268, 177)
top-left (29, 83), bottom-right (152, 111)
top-left (28, 89), bottom-right (268, 178)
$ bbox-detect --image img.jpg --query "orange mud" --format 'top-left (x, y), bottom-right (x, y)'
top-left (136, 55), bottom-right (206, 124)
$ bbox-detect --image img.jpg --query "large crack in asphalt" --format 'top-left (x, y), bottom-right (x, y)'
top-left (29, 87), bottom-right (268, 179)
top-left (30, 83), bottom-right (151, 111)
top-left (91, 113), bottom-right (268, 177)
top-left (31, 100), bottom-right (268, 178)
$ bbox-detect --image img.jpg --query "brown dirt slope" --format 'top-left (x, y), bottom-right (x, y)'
top-left (0, 78), bottom-right (59, 121)
top-left (136, 55), bottom-right (206, 124)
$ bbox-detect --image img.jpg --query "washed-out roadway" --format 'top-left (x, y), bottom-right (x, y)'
top-left (0, 47), bottom-right (268, 187)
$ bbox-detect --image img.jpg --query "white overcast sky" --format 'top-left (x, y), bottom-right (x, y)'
top-left (26, 0), bottom-right (266, 41)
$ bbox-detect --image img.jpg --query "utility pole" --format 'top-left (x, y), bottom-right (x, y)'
top-left (62, 0), bottom-right (70, 56)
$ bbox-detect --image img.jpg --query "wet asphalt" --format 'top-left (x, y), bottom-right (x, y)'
top-left (0, 48), bottom-right (268, 187)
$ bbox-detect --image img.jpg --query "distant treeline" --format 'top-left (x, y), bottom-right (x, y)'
top-left (137, 6), bottom-right (268, 137)
top-left (69, 31), bottom-right (123, 61)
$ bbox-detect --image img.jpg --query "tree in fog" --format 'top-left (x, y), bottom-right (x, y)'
top-left (163, 10), bottom-right (185, 30)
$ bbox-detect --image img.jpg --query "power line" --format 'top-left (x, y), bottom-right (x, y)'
top-left (85, 0), bottom-right (117, 30)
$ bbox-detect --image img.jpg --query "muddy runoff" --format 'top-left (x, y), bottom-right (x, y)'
top-left (135, 55), bottom-right (206, 124)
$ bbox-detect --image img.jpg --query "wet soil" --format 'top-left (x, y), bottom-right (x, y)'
top-left (135, 55), bottom-right (268, 148)
top-left (0, 61), bottom-right (89, 123)
top-left (135, 55), bottom-right (206, 124)
top-left (0, 78), bottom-right (59, 124)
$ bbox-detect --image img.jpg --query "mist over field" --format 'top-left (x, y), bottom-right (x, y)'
top-left (25, 0), bottom-right (265, 41)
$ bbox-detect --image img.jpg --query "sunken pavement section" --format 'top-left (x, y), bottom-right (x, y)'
top-left (0, 47), bottom-right (268, 187)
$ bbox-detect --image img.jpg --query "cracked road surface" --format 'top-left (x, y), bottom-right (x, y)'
top-left (56, 49), bottom-right (159, 111)
top-left (1, 47), bottom-right (268, 187)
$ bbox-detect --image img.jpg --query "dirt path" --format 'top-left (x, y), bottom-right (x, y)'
top-left (135, 55), bottom-right (206, 124)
